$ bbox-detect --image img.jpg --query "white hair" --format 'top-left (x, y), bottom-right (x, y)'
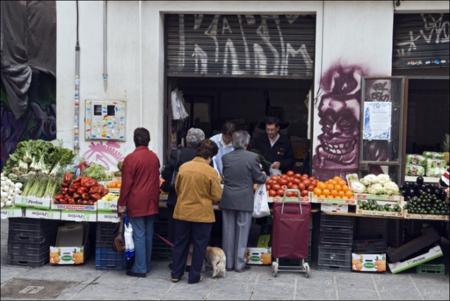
top-left (232, 130), bottom-right (251, 149)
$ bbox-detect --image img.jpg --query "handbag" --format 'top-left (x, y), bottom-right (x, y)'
top-left (112, 216), bottom-right (125, 253)
top-left (253, 184), bottom-right (271, 218)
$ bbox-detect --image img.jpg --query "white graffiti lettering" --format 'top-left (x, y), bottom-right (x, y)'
top-left (222, 17), bottom-right (233, 34)
top-left (192, 44), bottom-right (208, 74)
top-left (223, 39), bottom-right (244, 75)
top-left (204, 15), bottom-right (220, 63)
top-left (178, 14), bottom-right (185, 69)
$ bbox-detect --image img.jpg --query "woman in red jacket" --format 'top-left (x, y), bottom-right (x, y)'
top-left (118, 128), bottom-right (160, 277)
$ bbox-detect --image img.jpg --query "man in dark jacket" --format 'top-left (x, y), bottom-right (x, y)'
top-left (250, 116), bottom-right (294, 174)
top-left (161, 128), bottom-right (205, 243)
top-left (118, 128), bottom-right (160, 278)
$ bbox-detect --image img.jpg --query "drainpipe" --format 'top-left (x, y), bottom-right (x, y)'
top-left (103, 0), bottom-right (108, 92)
top-left (139, 0), bottom-right (143, 126)
top-left (74, 0), bottom-right (81, 154)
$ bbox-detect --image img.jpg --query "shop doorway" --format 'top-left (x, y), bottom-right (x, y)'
top-left (167, 77), bottom-right (313, 173)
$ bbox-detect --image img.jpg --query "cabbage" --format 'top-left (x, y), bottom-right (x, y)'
top-left (351, 181), bottom-right (366, 193)
top-left (383, 181), bottom-right (399, 195)
top-left (376, 174), bottom-right (391, 184)
top-left (367, 183), bottom-right (384, 195)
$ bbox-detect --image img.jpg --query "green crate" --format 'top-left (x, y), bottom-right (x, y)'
top-left (416, 264), bottom-right (446, 275)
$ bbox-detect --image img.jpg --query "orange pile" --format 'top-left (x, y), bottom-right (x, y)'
top-left (313, 176), bottom-right (353, 200)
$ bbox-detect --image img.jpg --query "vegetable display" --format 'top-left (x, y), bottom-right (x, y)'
top-left (349, 174), bottom-right (399, 196)
top-left (82, 163), bottom-right (113, 181)
top-left (266, 171), bottom-right (317, 198)
top-left (357, 200), bottom-right (401, 212)
top-left (313, 176), bottom-right (353, 200)
top-left (54, 173), bottom-right (108, 205)
top-left (1, 173), bottom-right (22, 208)
top-left (405, 151), bottom-right (447, 178)
top-left (401, 177), bottom-right (449, 215)
top-left (3, 140), bottom-right (74, 181)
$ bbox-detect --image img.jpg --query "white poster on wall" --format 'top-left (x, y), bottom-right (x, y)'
top-left (363, 101), bottom-right (392, 141)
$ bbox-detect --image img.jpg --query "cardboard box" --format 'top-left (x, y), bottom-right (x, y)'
top-left (14, 195), bottom-right (51, 209)
top-left (246, 247), bottom-right (272, 265)
top-left (61, 210), bottom-right (97, 222)
top-left (1, 207), bottom-right (24, 219)
top-left (25, 208), bottom-right (61, 220)
top-left (96, 199), bottom-right (118, 212)
top-left (388, 245), bottom-right (443, 274)
top-left (50, 223), bottom-right (89, 265)
top-left (97, 211), bottom-right (120, 223)
top-left (352, 253), bottom-right (387, 272)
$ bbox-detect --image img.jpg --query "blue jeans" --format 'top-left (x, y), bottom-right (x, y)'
top-left (129, 215), bottom-right (156, 274)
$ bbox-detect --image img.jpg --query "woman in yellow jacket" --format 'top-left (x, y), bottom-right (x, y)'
top-left (171, 139), bottom-right (223, 284)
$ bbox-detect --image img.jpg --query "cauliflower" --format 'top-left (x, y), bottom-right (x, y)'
top-left (383, 181), bottom-right (399, 195)
top-left (351, 181), bottom-right (366, 193)
top-left (361, 174), bottom-right (377, 186)
top-left (367, 183), bottom-right (384, 195)
top-left (376, 174), bottom-right (391, 184)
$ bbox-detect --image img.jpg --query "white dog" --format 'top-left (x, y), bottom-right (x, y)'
top-left (205, 246), bottom-right (226, 278)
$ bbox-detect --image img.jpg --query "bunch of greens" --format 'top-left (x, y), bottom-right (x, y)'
top-left (81, 163), bottom-right (112, 181)
top-left (3, 139), bottom-right (75, 182)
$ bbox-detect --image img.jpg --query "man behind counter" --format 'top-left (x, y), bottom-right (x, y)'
top-left (250, 116), bottom-right (294, 174)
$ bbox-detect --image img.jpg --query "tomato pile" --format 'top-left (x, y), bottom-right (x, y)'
top-left (313, 176), bottom-right (353, 200)
top-left (54, 173), bottom-right (109, 205)
top-left (266, 171), bottom-right (318, 198)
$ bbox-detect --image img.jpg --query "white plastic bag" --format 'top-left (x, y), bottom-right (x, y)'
top-left (171, 88), bottom-right (189, 120)
top-left (124, 217), bottom-right (135, 261)
top-left (253, 184), bottom-right (270, 218)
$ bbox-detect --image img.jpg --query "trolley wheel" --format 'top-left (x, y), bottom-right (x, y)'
top-left (272, 262), bottom-right (279, 277)
top-left (303, 262), bottom-right (311, 278)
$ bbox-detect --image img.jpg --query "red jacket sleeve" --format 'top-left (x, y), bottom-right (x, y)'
top-left (118, 157), bottom-right (135, 207)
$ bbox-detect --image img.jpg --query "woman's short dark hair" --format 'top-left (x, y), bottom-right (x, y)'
top-left (196, 139), bottom-right (218, 159)
top-left (134, 128), bottom-right (150, 147)
top-left (221, 121), bottom-right (236, 136)
top-left (264, 116), bottom-right (280, 127)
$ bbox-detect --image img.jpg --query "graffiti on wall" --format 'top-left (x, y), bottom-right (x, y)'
top-left (168, 14), bottom-right (315, 78)
top-left (82, 141), bottom-right (125, 171)
top-left (393, 13), bottom-right (449, 68)
top-left (312, 63), bottom-right (367, 180)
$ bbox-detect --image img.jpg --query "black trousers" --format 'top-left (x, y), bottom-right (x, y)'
top-left (171, 220), bottom-right (212, 283)
top-left (167, 204), bottom-right (176, 244)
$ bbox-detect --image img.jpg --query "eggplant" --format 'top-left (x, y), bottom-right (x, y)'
top-left (416, 176), bottom-right (424, 186)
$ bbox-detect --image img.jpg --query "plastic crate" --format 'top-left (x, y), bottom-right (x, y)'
top-left (318, 245), bottom-right (352, 271)
top-left (95, 247), bottom-right (126, 270)
top-left (320, 215), bottom-right (355, 229)
top-left (8, 218), bottom-right (55, 229)
top-left (96, 223), bottom-right (118, 248)
top-left (8, 242), bottom-right (49, 257)
top-left (353, 239), bottom-right (387, 253)
top-left (416, 264), bottom-right (446, 275)
top-left (8, 229), bottom-right (55, 245)
top-left (319, 231), bottom-right (353, 247)
top-left (7, 255), bottom-right (48, 267)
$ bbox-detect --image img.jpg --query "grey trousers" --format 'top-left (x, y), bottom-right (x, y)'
top-left (222, 209), bottom-right (253, 271)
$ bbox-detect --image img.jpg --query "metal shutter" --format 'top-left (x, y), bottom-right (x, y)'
top-left (165, 14), bottom-right (315, 79)
top-left (393, 13), bottom-right (449, 71)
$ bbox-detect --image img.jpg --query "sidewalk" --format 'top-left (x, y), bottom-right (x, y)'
top-left (1, 220), bottom-right (449, 300)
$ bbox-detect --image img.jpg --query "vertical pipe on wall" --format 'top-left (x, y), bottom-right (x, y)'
top-left (103, 0), bottom-right (108, 92)
top-left (74, 0), bottom-right (81, 154)
top-left (139, 0), bottom-right (143, 126)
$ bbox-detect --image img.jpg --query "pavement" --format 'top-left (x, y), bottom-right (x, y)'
top-left (1, 219), bottom-right (449, 300)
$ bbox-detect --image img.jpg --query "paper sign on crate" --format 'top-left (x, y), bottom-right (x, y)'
top-left (1, 207), bottom-right (24, 219)
top-left (61, 210), bottom-right (97, 222)
top-left (25, 208), bottom-right (61, 220)
top-left (403, 210), bottom-right (449, 221)
top-left (14, 195), bottom-right (51, 209)
top-left (97, 212), bottom-right (120, 223)
top-left (96, 199), bottom-right (118, 212)
top-left (52, 202), bottom-right (97, 212)
top-left (321, 203), bottom-right (349, 213)
top-left (356, 193), bottom-right (403, 202)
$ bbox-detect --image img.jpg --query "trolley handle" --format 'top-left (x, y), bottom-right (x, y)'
top-left (281, 189), bottom-right (303, 215)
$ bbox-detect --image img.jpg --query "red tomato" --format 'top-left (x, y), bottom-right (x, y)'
top-left (301, 175), bottom-right (308, 181)
top-left (299, 183), bottom-right (306, 191)
top-left (266, 184), bottom-right (271, 190)
top-left (272, 176), bottom-right (280, 182)
top-left (287, 183), bottom-right (294, 189)
top-left (281, 185), bottom-right (288, 190)
top-left (293, 178), bottom-right (301, 185)
top-left (303, 179), bottom-right (311, 187)
top-left (287, 171), bottom-right (294, 176)
top-left (292, 184), bottom-right (299, 190)
top-left (302, 174), bottom-right (309, 178)
top-left (301, 190), bottom-right (308, 197)
top-left (287, 192), bottom-right (296, 197)
top-left (307, 185), bottom-right (315, 191)
top-left (295, 173), bottom-right (302, 179)
top-left (310, 176), bottom-right (316, 181)
top-left (273, 184), bottom-right (281, 190)
top-left (280, 179), bottom-right (288, 185)
top-left (269, 190), bottom-right (277, 197)
top-left (277, 189), bottom-right (285, 196)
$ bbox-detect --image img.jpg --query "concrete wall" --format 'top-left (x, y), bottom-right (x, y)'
top-left (56, 1), bottom-right (449, 171)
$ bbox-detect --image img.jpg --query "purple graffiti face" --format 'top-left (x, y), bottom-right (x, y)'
top-left (313, 65), bottom-right (366, 174)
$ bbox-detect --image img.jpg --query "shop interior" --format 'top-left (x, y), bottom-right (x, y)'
top-left (168, 77), bottom-right (313, 173)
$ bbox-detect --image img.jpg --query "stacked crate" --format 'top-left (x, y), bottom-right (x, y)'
top-left (317, 214), bottom-right (354, 271)
top-left (7, 218), bottom-right (57, 267)
top-left (95, 222), bottom-right (125, 270)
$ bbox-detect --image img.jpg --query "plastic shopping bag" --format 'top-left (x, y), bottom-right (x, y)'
top-left (123, 214), bottom-right (135, 269)
top-left (253, 184), bottom-right (270, 218)
top-left (171, 88), bottom-right (189, 120)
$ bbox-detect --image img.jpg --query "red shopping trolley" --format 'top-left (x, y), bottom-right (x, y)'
top-left (271, 189), bottom-right (311, 278)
